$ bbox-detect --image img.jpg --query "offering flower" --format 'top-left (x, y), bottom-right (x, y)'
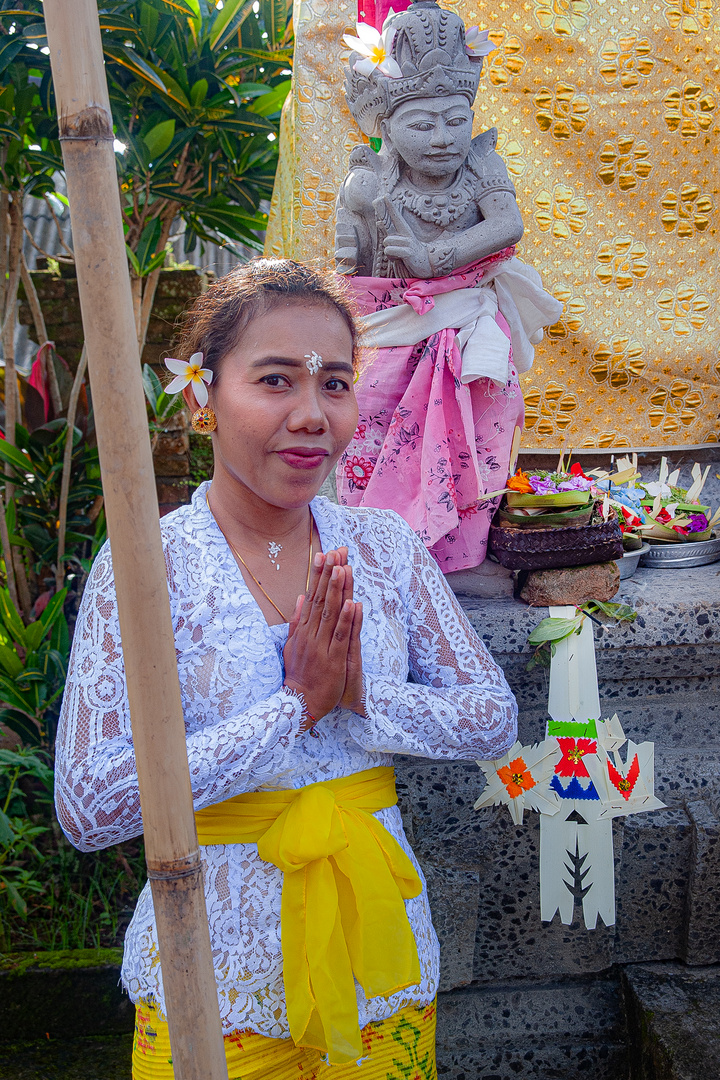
top-left (528, 477), bottom-right (559, 495)
top-left (464, 26), bottom-right (496, 59)
top-left (507, 469), bottom-right (534, 493)
top-left (342, 22), bottom-right (403, 78)
top-left (164, 353), bottom-right (213, 407)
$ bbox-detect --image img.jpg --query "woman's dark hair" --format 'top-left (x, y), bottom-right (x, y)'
top-left (174, 257), bottom-right (360, 380)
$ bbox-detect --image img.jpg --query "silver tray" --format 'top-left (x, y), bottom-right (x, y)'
top-left (639, 532), bottom-right (720, 569)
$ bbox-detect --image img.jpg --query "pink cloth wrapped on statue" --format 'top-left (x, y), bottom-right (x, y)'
top-left (337, 251), bottom-right (562, 573)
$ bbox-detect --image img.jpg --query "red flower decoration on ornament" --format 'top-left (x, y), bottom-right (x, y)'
top-left (607, 753), bottom-right (640, 800)
top-left (556, 737), bottom-right (597, 778)
top-left (345, 455), bottom-right (375, 489)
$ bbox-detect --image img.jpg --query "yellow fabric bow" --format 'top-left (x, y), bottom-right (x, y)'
top-left (194, 766), bottom-right (422, 1065)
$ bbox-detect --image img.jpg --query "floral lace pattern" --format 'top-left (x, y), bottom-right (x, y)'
top-left (55, 485), bottom-right (517, 1038)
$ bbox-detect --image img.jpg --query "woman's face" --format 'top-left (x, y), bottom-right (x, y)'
top-left (185, 300), bottom-right (358, 510)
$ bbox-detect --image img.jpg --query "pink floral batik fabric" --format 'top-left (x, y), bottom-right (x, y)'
top-left (338, 254), bottom-right (524, 573)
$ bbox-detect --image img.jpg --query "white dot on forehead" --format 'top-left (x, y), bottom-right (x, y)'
top-left (304, 351), bottom-right (323, 374)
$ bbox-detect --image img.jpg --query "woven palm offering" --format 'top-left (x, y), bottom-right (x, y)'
top-left (592, 455), bottom-right (720, 546)
top-left (489, 463), bottom-right (624, 570)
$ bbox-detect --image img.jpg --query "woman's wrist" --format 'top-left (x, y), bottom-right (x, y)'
top-left (282, 681), bottom-right (319, 733)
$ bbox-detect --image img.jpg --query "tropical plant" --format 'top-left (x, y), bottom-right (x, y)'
top-left (0, 585), bottom-right (69, 746)
top-left (0, 745), bottom-right (53, 917)
top-left (0, 422), bottom-right (104, 600)
top-left (24, 0), bottom-right (293, 354)
top-left (104, 0), bottom-right (292, 351)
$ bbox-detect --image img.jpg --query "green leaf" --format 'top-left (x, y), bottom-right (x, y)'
top-left (22, 621), bottom-right (45, 653)
top-left (3, 879), bottom-right (28, 917)
top-left (0, 808), bottom-right (14, 846)
top-left (587, 600), bottom-right (637, 623)
top-left (125, 245), bottom-right (141, 276)
top-left (0, 440), bottom-right (37, 477)
top-left (248, 79), bottom-right (290, 117)
top-left (143, 117), bottom-right (176, 158)
top-left (527, 616), bottom-right (582, 646)
top-left (189, 78), bottom-right (208, 107)
top-left (133, 217), bottom-right (163, 276)
top-left (260, 0), bottom-right (289, 49)
top-left (102, 43), bottom-right (169, 94)
top-left (0, 644), bottom-right (22, 679)
top-left (0, 37), bottom-right (27, 75)
top-left (142, 363), bottom-right (162, 413)
top-left (0, 123), bottom-right (21, 141)
top-left (39, 588), bottom-right (67, 633)
top-left (210, 0), bottom-right (253, 49)
top-left (0, 590), bottom-right (26, 648)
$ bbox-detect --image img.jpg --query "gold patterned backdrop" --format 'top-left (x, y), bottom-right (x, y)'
top-left (265, 0), bottom-right (720, 448)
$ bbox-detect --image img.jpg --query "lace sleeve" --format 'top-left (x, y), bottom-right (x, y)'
top-left (54, 545), bottom-right (305, 853)
top-left (347, 516), bottom-right (517, 761)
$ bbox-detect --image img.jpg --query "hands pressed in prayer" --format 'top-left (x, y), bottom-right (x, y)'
top-left (283, 547), bottom-right (365, 725)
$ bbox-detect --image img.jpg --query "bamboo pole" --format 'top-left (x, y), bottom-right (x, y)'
top-left (42, 4), bottom-right (229, 1078)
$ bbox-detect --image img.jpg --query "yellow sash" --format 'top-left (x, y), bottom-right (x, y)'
top-left (194, 766), bottom-right (422, 1065)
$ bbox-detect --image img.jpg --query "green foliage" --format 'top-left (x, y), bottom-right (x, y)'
top-left (0, 746), bottom-right (53, 917)
top-left (526, 601), bottom-right (637, 670)
top-left (0, 1), bottom-right (61, 196)
top-left (0, 422), bottom-right (104, 584)
top-left (142, 362), bottom-right (183, 432)
top-left (100, 0), bottom-right (293, 259)
top-left (0, 586), bottom-right (69, 745)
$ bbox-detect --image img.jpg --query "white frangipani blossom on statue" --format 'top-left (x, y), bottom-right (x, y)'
top-left (342, 21), bottom-right (402, 79)
top-left (464, 26), bottom-right (496, 58)
top-left (164, 353), bottom-right (213, 407)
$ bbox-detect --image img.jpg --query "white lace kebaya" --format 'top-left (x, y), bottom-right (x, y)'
top-left (54, 484), bottom-right (517, 1038)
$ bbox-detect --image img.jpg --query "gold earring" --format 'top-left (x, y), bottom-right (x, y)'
top-left (191, 407), bottom-right (217, 433)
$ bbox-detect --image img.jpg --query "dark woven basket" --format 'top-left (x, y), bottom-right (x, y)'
top-left (488, 504), bottom-right (624, 570)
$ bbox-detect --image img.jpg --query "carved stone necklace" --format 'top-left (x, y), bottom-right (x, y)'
top-left (395, 170), bottom-right (475, 228)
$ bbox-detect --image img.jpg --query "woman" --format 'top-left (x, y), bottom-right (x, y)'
top-left (55, 259), bottom-right (517, 1079)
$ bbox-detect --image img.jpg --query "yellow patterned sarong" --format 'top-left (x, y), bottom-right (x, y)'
top-left (132, 997), bottom-right (437, 1079)
top-left (194, 766), bottom-right (422, 1065)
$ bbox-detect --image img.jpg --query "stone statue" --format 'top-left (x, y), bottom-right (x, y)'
top-left (335, 0), bottom-right (563, 574)
top-left (335, 2), bottom-right (522, 280)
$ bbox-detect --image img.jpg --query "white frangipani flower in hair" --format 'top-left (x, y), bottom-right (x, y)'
top-left (164, 352), bottom-right (213, 407)
top-left (342, 21), bottom-right (402, 79)
top-left (464, 26), bottom-right (496, 58)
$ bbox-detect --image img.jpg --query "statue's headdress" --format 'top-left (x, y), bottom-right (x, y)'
top-left (344, 0), bottom-right (489, 139)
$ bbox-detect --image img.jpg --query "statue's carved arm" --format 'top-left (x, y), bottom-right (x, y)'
top-left (430, 187), bottom-right (523, 275)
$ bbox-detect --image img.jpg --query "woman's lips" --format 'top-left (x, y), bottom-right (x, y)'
top-left (276, 447), bottom-right (329, 470)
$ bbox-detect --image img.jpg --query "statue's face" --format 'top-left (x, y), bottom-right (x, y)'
top-left (383, 95), bottom-right (474, 177)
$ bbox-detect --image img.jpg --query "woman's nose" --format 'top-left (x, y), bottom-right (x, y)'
top-left (288, 388), bottom-right (327, 431)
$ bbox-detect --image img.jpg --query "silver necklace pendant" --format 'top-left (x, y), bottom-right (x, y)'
top-left (267, 541), bottom-right (282, 570)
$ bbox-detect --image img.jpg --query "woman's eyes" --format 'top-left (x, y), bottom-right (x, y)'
top-left (260, 374), bottom-right (350, 392)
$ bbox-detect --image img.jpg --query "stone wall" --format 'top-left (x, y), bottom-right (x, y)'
top-left (18, 266), bottom-right (202, 514)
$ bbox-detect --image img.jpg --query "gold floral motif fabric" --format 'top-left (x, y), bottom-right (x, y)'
top-left (264, 0), bottom-right (364, 260)
top-left (265, 0), bottom-right (719, 447)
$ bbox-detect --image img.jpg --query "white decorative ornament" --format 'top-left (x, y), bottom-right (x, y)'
top-left (474, 605), bottom-right (665, 930)
top-left (304, 351), bottom-right (324, 375)
top-left (267, 541), bottom-right (282, 570)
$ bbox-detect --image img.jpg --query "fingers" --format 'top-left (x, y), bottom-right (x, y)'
top-left (328, 599), bottom-right (356, 661)
top-left (383, 195), bottom-right (413, 236)
top-left (349, 600), bottom-right (363, 659)
top-left (287, 594), bottom-right (304, 639)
